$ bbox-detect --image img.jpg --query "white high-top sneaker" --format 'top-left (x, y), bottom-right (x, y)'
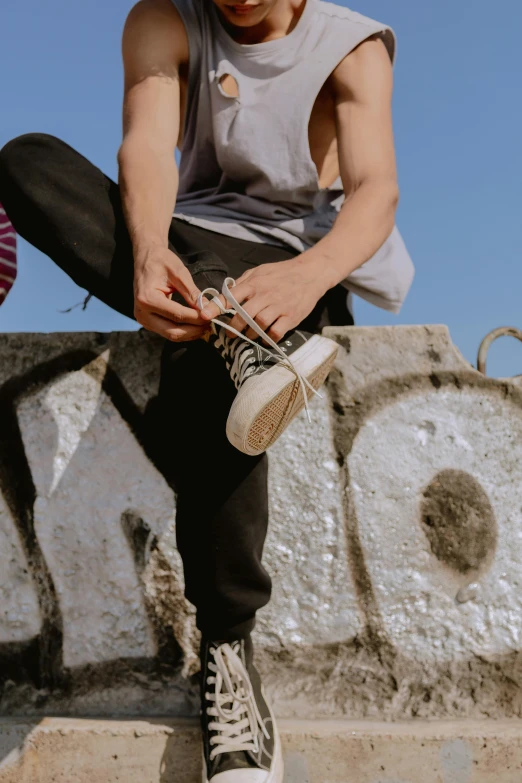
top-left (201, 278), bottom-right (339, 456)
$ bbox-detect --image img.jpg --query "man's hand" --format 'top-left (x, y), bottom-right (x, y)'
top-left (200, 254), bottom-right (327, 343)
top-left (120, 1), bottom-right (204, 343)
top-left (133, 245), bottom-right (209, 341)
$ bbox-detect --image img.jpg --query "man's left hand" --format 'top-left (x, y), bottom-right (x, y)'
top-left (199, 255), bottom-right (328, 343)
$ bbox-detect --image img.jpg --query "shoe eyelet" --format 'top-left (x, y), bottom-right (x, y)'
top-left (285, 340), bottom-right (292, 346)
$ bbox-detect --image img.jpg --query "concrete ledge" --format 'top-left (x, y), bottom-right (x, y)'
top-left (1, 718), bottom-right (522, 782)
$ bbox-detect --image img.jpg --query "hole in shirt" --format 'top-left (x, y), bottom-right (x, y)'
top-left (219, 73), bottom-right (240, 99)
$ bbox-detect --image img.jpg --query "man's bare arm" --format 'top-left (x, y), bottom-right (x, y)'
top-left (307, 35), bottom-right (399, 288)
top-left (119, 0), bottom-right (206, 341)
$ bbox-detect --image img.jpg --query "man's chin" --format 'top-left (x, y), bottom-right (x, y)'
top-left (219, 5), bottom-right (267, 27)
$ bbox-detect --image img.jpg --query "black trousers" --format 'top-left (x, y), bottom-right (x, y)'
top-left (0, 133), bottom-right (353, 640)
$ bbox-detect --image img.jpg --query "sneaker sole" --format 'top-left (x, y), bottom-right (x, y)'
top-left (202, 688), bottom-right (284, 783)
top-left (226, 334), bottom-right (339, 456)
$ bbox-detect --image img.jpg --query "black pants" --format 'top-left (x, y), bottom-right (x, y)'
top-left (0, 133), bottom-right (353, 640)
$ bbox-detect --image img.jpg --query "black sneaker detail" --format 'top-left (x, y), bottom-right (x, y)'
top-left (201, 637), bottom-right (275, 780)
top-left (209, 321), bottom-right (312, 390)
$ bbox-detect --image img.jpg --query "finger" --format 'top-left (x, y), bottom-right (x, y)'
top-left (267, 316), bottom-right (293, 345)
top-left (200, 279), bottom-right (256, 321)
top-left (135, 290), bottom-right (205, 325)
top-left (139, 311), bottom-right (209, 342)
top-left (199, 293), bottom-right (228, 322)
top-left (244, 306), bottom-right (279, 341)
top-left (167, 258), bottom-right (203, 309)
top-left (227, 296), bottom-right (266, 336)
top-left (201, 280), bottom-right (256, 323)
top-left (225, 280), bottom-right (256, 308)
top-left (232, 267), bottom-right (255, 286)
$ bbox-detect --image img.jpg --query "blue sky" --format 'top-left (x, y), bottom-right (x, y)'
top-left (1, 0), bottom-right (521, 377)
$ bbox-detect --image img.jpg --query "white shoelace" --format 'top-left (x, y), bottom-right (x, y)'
top-left (211, 329), bottom-right (261, 389)
top-left (198, 277), bottom-right (321, 422)
top-left (205, 643), bottom-right (270, 761)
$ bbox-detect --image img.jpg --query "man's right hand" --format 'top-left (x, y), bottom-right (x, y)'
top-left (133, 245), bottom-right (209, 342)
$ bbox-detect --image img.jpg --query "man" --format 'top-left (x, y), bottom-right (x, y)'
top-left (0, 0), bottom-right (411, 779)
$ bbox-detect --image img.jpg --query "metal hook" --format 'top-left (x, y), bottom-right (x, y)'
top-left (477, 326), bottom-right (522, 376)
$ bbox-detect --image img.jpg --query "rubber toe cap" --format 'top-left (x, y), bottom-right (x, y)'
top-left (210, 769), bottom-right (269, 783)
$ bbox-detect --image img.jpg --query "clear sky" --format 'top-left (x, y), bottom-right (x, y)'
top-left (1, 0), bottom-right (521, 377)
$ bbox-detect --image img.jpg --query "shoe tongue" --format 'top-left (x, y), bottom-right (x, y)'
top-left (207, 639), bottom-right (252, 673)
top-left (209, 638), bottom-right (241, 650)
top-left (210, 638), bottom-right (253, 666)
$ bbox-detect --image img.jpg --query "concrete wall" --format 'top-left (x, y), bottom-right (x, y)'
top-left (1, 326), bottom-right (522, 720)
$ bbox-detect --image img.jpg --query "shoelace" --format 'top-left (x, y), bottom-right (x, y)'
top-left (198, 277), bottom-right (321, 422)
top-left (205, 642), bottom-right (270, 761)
top-left (211, 328), bottom-right (263, 390)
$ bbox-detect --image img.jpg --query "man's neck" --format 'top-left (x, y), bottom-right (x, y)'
top-left (220, 0), bottom-right (307, 45)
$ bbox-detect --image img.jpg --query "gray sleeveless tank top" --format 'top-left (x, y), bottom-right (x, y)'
top-left (171, 0), bottom-right (415, 313)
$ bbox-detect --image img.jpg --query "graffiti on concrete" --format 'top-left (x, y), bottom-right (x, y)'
top-left (2, 326), bottom-right (522, 719)
top-left (0, 331), bottom-right (356, 716)
top-left (258, 326), bottom-right (522, 720)
top-left (0, 336), bottom-right (200, 714)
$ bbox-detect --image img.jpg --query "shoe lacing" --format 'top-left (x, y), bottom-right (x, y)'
top-left (205, 642), bottom-right (270, 761)
top-left (211, 326), bottom-right (262, 390)
top-left (198, 277), bottom-right (321, 422)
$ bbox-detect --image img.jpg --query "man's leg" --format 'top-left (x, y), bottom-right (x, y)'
top-left (149, 220), bottom-right (309, 640)
top-left (0, 133), bottom-right (137, 317)
top-left (0, 133), bottom-right (276, 639)
top-left (149, 339), bottom-right (271, 639)
top-left (160, 223), bottom-right (354, 783)
top-left (0, 134), bottom-right (349, 782)
top-left (0, 133), bottom-right (234, 318)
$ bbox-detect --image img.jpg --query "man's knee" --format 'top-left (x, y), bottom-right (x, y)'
top-left (0, 133), bottom-right (61, 175)
top-left (0, 134), bottom-right (67, 207)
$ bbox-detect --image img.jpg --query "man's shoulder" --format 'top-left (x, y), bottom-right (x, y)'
top-left (315, 0), bottom-right (396, 66)
top-left (124, 0), bottom-right (190, 72)
top-left (315, 0), bottom-right (386, 29)
top-left (127, 0), bottom-right (181, 21)
top-left (126, 0), bottom-right (190, 37)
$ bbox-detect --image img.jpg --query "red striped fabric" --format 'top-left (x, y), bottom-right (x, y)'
top-left (0, 203), bottom-right (17, 304)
